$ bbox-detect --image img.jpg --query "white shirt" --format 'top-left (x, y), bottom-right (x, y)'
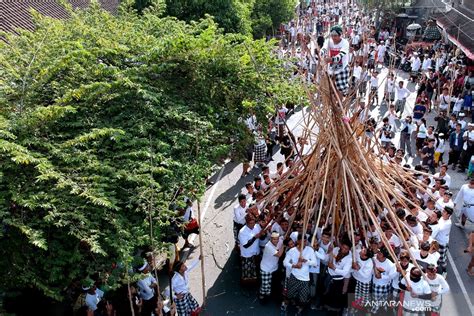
top-left (411, 56), bottom-right (421, 71)
top-left (327, 248), bottom-right (352, 279)
top-left (353, 65), bottom-right (362, 80)
top-left (233, 204), bottom-right (247, 224)
top-left (309, 247), bottom-right (327, 273)
top-left (431, 217), bottom-right (452, 246)
top-left (410, 248), bottom-right (439, 268)
top-left (352, 251), bottom-right (374, 283)
top-left (370, 75), bottom-right (378, 88)
top-left (462, 130), bottom-right (474, 151)
top-left (395, 86), bottom-right (410, 101)
top-left (372, 257), bottom-right (396, 285)
top-left (322, 37), bottom-right (350, 71)
top-left (432, 172), bottom-right (451, 188)
top-left (85, 289), bottom-right (104, 311)
top-left (392, 263), bottom-right (414, 289)
top-left (283, 246), bottom-right (317, 281)
top-left (455, 184), bottom-right (474, 214)
top-left (422, 58), bottom-right (432, 71)
top-left (386, 78), bottom-right (395, 93)
top-left (171, 259), bottom-right (199, 295)
top-left (401, 278), bottom-right (432, 312)
top-left (260, 239), bottom-right (283, 273)
top-left (238, 224), bottom-right (261, 258)
top-left (435, 198), bottom-right (454, 212)
top-left (137, 274), bottom-right (157, 300)
top-left (426, 274), bottom-right (450, 308)
top-left (387, 233), bottom-right (401, 248)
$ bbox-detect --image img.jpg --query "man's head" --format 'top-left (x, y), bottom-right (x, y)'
top-left (238, 194), bottom-right (247, 207)
top-left (330, 25), bottom-right (343, 43)
top-left (245, 214), bottom-right (256, 228)
top-left (399, 81), bottom-right (404, 87)
top-left (427, 138), bottom-right (435, 147)
top-left (410, 267), bottom-right (422, 282)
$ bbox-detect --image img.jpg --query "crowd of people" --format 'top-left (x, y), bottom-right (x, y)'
top-left (234, 0), bottom-right (474, 315)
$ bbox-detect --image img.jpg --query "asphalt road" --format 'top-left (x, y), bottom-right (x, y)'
top-left (179, 68), bottom-right (474, 316)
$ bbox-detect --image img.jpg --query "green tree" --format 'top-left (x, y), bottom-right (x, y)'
top-left (164, 0), bottom-right (253, 35)
top-left (251, 0), bottom-right (295, 38)
top-left (0, 4), bottom-right (302, 300)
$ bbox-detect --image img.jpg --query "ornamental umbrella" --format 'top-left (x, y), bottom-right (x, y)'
top-left (407, 23), bottom-right (422, 31)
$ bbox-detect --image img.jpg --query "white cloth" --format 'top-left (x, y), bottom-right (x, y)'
top-left (283, 246), bottom-right (317, 281)
top-left (137, 274), bottom-right (157, 300)
top-left (238, 224), bottom-right (261, 258)
top-left (410, 248), bottom-right (439, 267)
top-left (395, 87), bottom-right (410, 101)
top-left (321, 37), bottom-right (350, 73)
top-left (400, 278), bottom-right (432, 312)
top-left (260, 239), bottom-right (283, 273)
top-left (352, 251), bottom-right (374, 283)
top-left (432, 172), bottom-right (451, 188)
top-left (233, 204), bottom-right (247, 224)
top-left (327, 248), bottom-right (352, 279)
top-left (431, 217), bottom-right (452, 246)
top-left (171, 259), bottom-right (199, 295)
top-left (435, 198), bottom-right (454, 212)
top-left (426, 274), bottom-right (450, 308)
top-left (372, 258), bottom-right (396, 286)
top-left (309, 247), bottom-right (327, 273)
top-left (85, 290), bottom-right (104, 311)
top-left (454, 184), bottom-right (474, 222)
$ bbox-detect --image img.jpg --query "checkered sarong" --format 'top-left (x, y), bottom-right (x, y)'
top-left (260, 270), bottom-right (273, 295)
top-left (334, 67), bottom-right (350, 94)
top-left (241, 256), bottom-right (257, 280)
top-left (355, 280), bottom-right (371, 306)
top-left (371, 283), bottom-right (392, 313)
top-left (254, 142), bottom-right (267, 163)
top-left (175, 292), bottom-right (199, 316)
top-left (287, 273), bottom-right (310, 304)
top-left (437, 244), bottom-right (448, 273)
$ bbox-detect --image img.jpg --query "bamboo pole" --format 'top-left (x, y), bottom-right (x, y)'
top-left (196, 199), bottom-right (206, 306)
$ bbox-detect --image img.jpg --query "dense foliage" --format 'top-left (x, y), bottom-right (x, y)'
top-left (164, 0), bottom-right (296, 38)
top-left (0, 5), bottom-right (302, 299)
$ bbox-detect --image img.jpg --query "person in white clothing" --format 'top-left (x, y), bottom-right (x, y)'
top-left (259, 232), bottom-right (284, 300)
top-left (238, 215), bottom-right (264, 282)
top-left (321, 25), bottom-right (350, 94)
top-left (391, 251), bottom-right (414, 303)
top-left (282, 233), bottom-right (317, 315)
top-left (395, 81), bottom-right (410, 114)
top-left (233, 194), bottom-right (248, 247)
top-left (454, 178), bottom-right (474, 227)
top-left (371, 246), bottom-right (396, 314)
top-left (309, 239), bottom-right (327, 309)
top-left (384, 73), bottom-right (396, 105)
top-left (431, 206), bottom-right (453, 274)
top-left (425, 264), bottom-right (450, 314)
top-left (136, 263), bottom-right (158, 316)
top-left (322, 239), bottom-right (353, 313)
top-left (410, 241), bottom-right (439, 271)
top-left (351, 247), bottom-right (374, 312)
top-left (83, 284), bottom-right (104, 313)
top-left (433, 164), bottom-right (451, 188)
top-left (399, 267), bottom-right (433, 315)
top-left (172, 257), bottom-right (202, 316)
top-left (435, 192), bottom-right (454, 212)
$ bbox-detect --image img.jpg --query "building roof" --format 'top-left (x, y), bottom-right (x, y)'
top-left (436, 5), bottom-right (474, 59)
top-left (0, 0), bottom-right (120, 34)
top-left (410, 0), bottom-right (445, 9)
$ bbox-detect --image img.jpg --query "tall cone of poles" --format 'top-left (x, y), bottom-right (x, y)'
top-left (262, 55), bottom-right (433, 272)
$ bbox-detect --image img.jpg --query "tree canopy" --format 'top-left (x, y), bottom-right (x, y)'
top-left (164, 0), bottom-right (296, 38)
top-left (0, 4), bottom-right (302, 300)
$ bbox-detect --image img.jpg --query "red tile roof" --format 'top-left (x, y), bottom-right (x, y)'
top-left (0, 0), bottom-right (120, 34)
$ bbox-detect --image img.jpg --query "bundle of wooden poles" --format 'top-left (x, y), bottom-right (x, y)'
top-left (261, 45), bottom-right (435, 275)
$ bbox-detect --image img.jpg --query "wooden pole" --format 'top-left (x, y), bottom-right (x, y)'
top-left (196, 199), bottom-right (206, 306)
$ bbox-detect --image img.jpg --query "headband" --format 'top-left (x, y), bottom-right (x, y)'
top-left (138, 262), bottom-right (148, 272)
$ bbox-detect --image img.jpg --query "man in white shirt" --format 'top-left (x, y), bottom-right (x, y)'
top-left (137, 263), bottom-right (158, 316)
top-left (351, 248), bottom-right (374, 312)
top-left (395, 81), bottom-right (410, 114)
top-left (425, 264), bottom-right (450, 313)
top-left (239, 215), bottom-right (263, 283)
top-left (433, 164), bottom-right (451, 188)
top-left (321, 25), bottom-right (350, 94)
top-left (431, 207), bottom-right (453, 274)
top-left (233, 194), bottom-right (248, 247)
top-left (458, 123), bottom-right (474, 172)
top-left (455, 178), bottom-right (474, 227)
top-left (422, 55), bottom-right (432, 72)
top-left (322, 239), bottom-right (353, 312)
top-left (399, 267), bottom-right (433, 314)
top-left (371, 246), bottom-right (396, 314)
top-left (84, 284), bottom-right (104, 313)
top-left (259, 232), bottom-right (284, 300)
top-left (283, 234), bottom-right (317, 314)
top-left (172, 258), bottom-right (202, 315)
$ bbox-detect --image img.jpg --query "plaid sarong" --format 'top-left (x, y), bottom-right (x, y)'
top-left (254, 142), bottom-right (267, 163)
top-left (437, 244), bottom-right (448, 273)
top-left (334, 66), bottom-right (350, 94)
top-left (260, 270), bottom-right (273, 295)
top-left (175, 292), bottom-right (199, 316)
top-left (287, 273), bottom-right (311, 304)
top-left (371, 283), bottom-right (392, 313)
